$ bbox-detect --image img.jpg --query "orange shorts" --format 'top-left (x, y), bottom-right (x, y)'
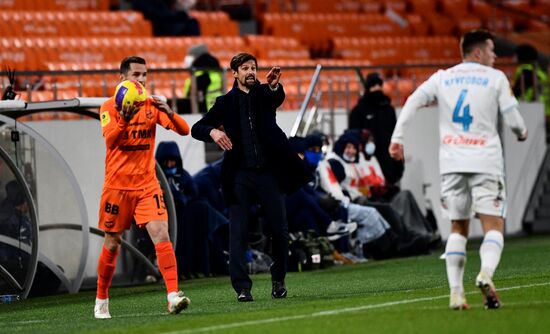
top-left (98, 184), bottom-right (168, 233)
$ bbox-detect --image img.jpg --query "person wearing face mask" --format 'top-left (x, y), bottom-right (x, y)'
top-left (316, 133), bottom-right (433, 261)
top-left (349, 72), bottom-right (404, 185)
top-left (155, 141), bottom-right (230, 280)
top-left (303, 133), bottom-right (326, 172)
top-left (191, 53), bottom-right (312, 302)
top-left (357, 130), bottom-right (388, 201)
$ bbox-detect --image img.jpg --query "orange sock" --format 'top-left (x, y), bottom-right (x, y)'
top-left (155, 241), bottom-right (179, 294)
top-left (96, 246), bottom-right (118, 299)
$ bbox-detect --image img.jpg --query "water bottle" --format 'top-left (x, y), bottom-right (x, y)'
top-left (0, 294), bottom-right (20, 304)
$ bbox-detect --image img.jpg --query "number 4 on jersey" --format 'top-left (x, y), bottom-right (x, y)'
top-left (453, 89), bottom-right (473, 131)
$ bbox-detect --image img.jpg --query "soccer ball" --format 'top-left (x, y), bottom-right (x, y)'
top-left (114, 80), bottom-right (148, 109)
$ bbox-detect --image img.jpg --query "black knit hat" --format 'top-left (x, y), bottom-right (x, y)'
top-left (289, 136), bottom-right (306, 154)
top-left (365, 72), bottom-right (383, 90)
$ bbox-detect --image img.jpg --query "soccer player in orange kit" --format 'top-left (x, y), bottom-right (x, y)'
top-left (94, 56), bottom-right (191, 319)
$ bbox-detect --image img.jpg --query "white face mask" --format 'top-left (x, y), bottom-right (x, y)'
top-left (183, 55), bottom-right (195, 68)
top-left (365, 142), bottom-right (376, 156)
top-left (343, 153), bottom-right (356, 162)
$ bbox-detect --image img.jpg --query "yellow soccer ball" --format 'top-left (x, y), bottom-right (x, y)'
top-left (114, 80), bottom-right (148, 109)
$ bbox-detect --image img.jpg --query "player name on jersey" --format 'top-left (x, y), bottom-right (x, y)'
top-left (444, 76), bottom-right (489, 87)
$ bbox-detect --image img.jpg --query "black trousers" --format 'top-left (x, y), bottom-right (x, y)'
top-left (229, 169), bottom-right (288, 293)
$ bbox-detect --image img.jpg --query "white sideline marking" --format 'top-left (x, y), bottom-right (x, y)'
top-left (165, 282), bottom-right (550, 334)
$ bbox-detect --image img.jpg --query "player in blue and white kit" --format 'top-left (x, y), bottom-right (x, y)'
top-left (389, 30), bottom-right (527, 310)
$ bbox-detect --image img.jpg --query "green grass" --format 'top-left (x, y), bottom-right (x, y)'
top-left (2, 235), bottom-right (550, 333)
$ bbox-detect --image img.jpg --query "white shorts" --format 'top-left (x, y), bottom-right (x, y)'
top-left (440, 173), bottom-right (506, 220)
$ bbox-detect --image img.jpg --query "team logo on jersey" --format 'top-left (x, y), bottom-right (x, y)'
top-left (145, 110), bottom-right (153, 119)
top-left (101, 111), bottom-right (111, 127)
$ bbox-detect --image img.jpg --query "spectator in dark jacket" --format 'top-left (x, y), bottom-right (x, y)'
top-left (155, 141), bottom-right (229, 278)
top-left (349, 72), bottom-right (404, 184)
top-left (193, 158), bottom-right (226, 215)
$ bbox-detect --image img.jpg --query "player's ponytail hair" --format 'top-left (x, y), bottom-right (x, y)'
top-left (460, 30), bottom-right (494, 58)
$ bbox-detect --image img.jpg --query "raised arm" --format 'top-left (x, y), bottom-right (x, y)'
top-left (101, 103), bottom-right (131, 150)
top-left (264, 66), bottom-right (285, 109)
top-left (154, 96), bottom-right (190, 135)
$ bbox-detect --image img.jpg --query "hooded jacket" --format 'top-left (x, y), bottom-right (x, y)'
top-left (155, 141), bottom-right (198, 203)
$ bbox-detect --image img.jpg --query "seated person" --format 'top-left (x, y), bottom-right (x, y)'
top-left (287, 137), bottom-right (357, 239)
top-left (155, 141), bottom-right (229, 278)
top-left (356, 129), bottom-right (399, 202)
top-left (315, 132), bottom-right (434, 259)
top-left (0, 180), bottom-right (32, 243)
top-left (193, 158), bottom-right (226, 215)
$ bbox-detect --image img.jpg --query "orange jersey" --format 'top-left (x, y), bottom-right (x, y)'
top-left (99, 97), bottom-right (189, 190)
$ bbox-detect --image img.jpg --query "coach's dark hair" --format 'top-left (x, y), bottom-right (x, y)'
top-left (460, 30), bottom-right (494, 57)
top-left (120, 56), bottom-right (146, 74)
top-left (230, 53), bottom-right (257, 71)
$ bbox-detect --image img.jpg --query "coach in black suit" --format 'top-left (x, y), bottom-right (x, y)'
top-left (191, 53), bottom-right (312, 302)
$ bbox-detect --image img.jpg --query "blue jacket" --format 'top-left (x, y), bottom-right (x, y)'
top-left (155, 141), bottom-right (198, 204)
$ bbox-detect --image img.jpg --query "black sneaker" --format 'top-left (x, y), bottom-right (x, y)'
top-left (237, 289), bottom-right (253, 302)
top-left (271, 281), bottom-right (287, 299)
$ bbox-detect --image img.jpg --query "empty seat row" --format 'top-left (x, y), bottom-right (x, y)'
top-left (333, 36), bottom-right (460, 64)
top-left (0, 11), bottom-right (152, 37)
top-left (0, 0), bottom-right (109, 11)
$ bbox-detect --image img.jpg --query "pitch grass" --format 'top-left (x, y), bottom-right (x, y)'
top-left (2, 235), bottom-right (550, 334)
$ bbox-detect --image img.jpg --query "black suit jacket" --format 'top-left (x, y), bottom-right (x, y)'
top-left (191, 80), bottom-right (313, 205)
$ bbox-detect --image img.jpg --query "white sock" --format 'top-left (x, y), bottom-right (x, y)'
top-left (95, 298), bottom-right (108, 304)
top-left (445, 233), bottom-right (468, 293)
top-left (479, 230), bottom-right (504, 278)
top-left (167, 291), bottom-right (179, 302)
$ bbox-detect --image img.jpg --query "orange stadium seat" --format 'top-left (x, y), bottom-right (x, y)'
top-left (358, 0), bottom-right (382, 14)
top-left (0, 0), bottom-right (110, 11)
top-left (384, 0), bottom-right (407, 14)
top-left (190, 11), bottom-right (239, 36)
